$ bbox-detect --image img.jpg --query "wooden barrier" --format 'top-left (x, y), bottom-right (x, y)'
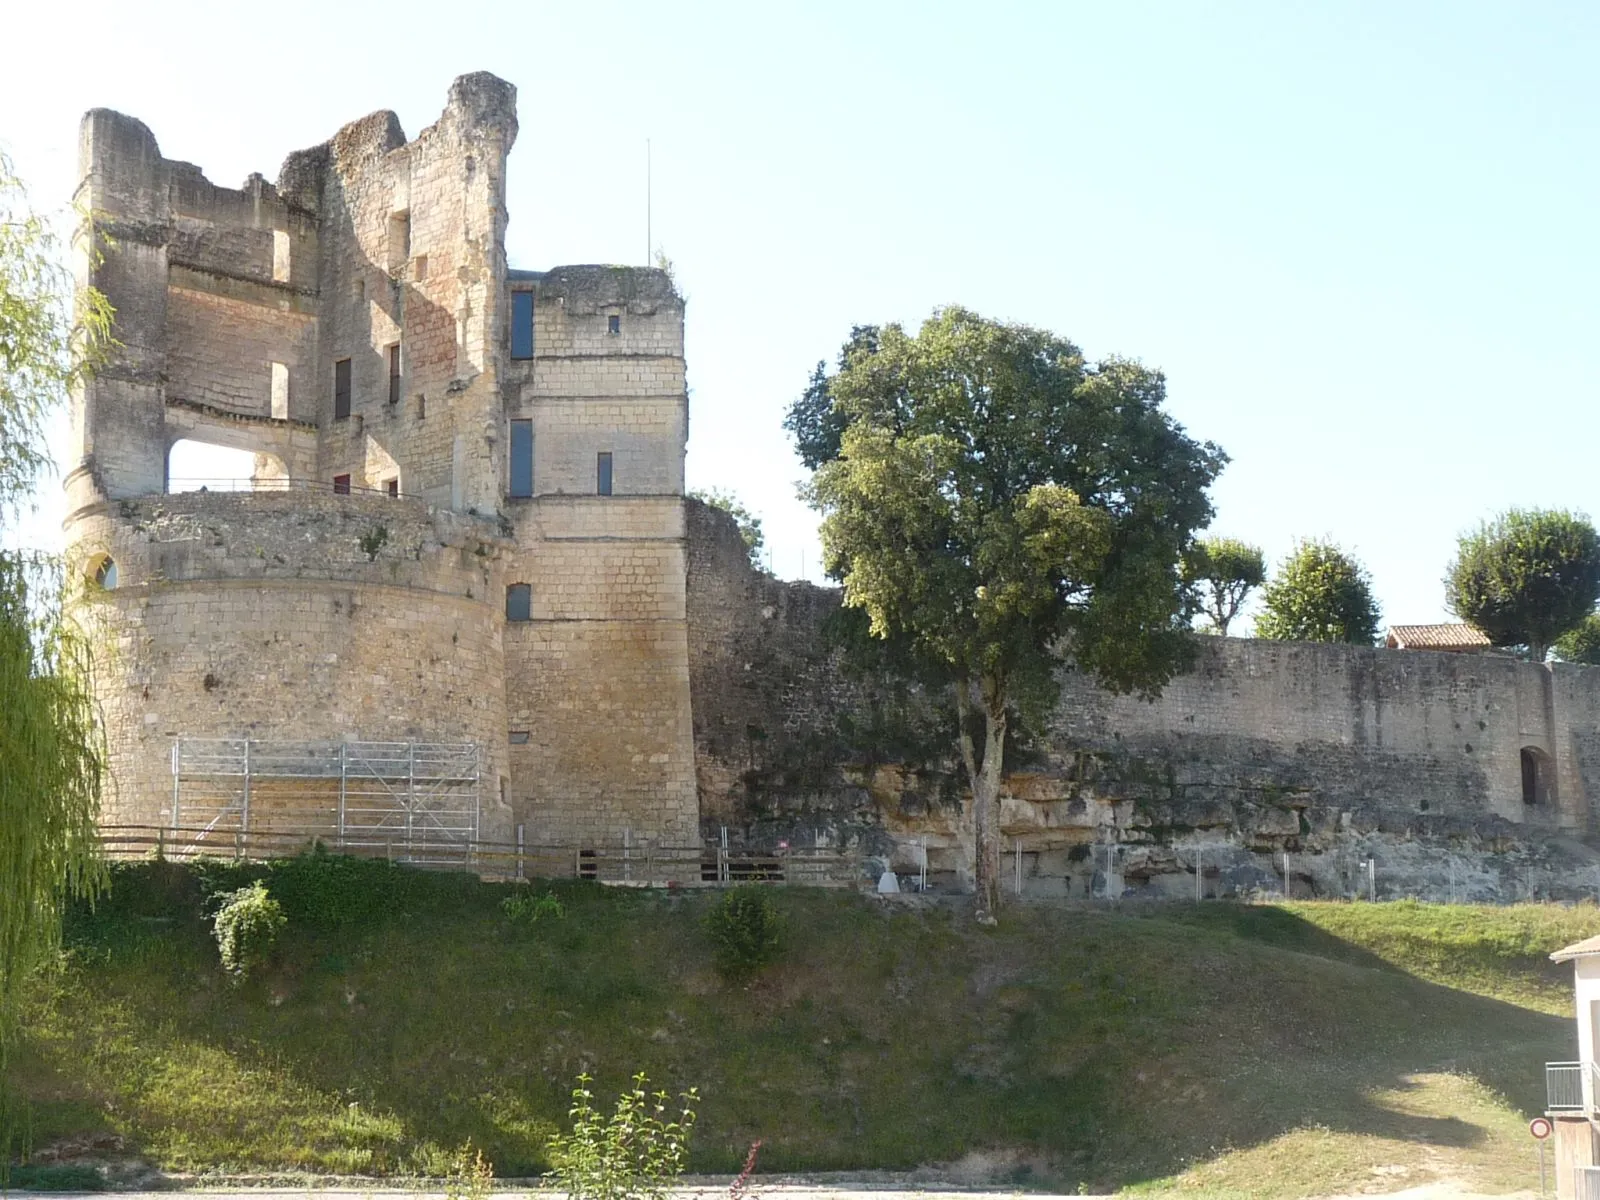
top-left (95, 825), bottom-right (867, 889)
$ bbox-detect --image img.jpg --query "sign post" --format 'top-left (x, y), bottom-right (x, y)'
top-left (1531, 1116), bottom-right (1552, 1197)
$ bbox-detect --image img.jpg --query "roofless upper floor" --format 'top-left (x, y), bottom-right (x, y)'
top-left (67, 74), bottom-right (686, 515)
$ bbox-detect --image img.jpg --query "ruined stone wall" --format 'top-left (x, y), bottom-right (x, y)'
top-left (68, 490), bottom-right (512, 839)
top-left (69, 109), bottom-right (321, 510)
top-left (686, 502), bottom-right (1600, 899)
top-left (306, 74), bottom-right (517, 510)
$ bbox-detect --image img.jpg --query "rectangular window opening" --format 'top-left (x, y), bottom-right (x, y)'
top-left (509, 419), bottom-right (533, 498)
top-left (270, 362), bottom-right (289, 420)
top-left (416, 393), bottom-right (427, 421)
top-left (334, 358), bottom-right (351, 420)
top-left (511, 292), bottom-right (534, 360)
top-left (506, 583), bottom-right (532, 622)
top-left (509, 730), bottom-right (530, 745)
top-left (413, 254), bottom-right (428, 282)
top-left (271, 230), bottom-right (291, 283)
top-left (386, 211), bottom-right (410, 274)
top-left (387, 343), bottom-right (401, 405)
top-left (596, 451), bottom-right (613, 496)
top-left (333, 473), bottom-right (352, 496)
top-left (607, 313), bottom-right (621, 336)
top-left (386, 478), bottom-right (399, 498)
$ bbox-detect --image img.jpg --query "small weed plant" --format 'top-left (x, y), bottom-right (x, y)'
top-left (546, 1072), bottom-right (697, 1200)
top-left (444, 1141), bottom-right (494, 1200)
top-left (704, 887), bottom-right (783, 979)
top-left (501, 888), bottom-right (565, 924)
top-left (212, 880), bottom-right (285, 980)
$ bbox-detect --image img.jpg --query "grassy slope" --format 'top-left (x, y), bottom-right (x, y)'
top-left (9, 859), bottom-right (1594, 1196)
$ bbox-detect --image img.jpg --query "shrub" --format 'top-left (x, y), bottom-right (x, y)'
top-left (501, 887), bottom-right (565, 924)
top-left (546, 1072), bottom-right (697, 1200)
top-left (704, 887), bottom-right (784, 979)
top-left (212, 880), bottom-right (286, 979)
top-left (267, 845), bottom-right (414, 930)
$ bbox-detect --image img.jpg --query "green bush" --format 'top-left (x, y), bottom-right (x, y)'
top-left (212, 880), bottom-right (286, 979)
top-left (546, 1072), bottom-right (697, 1200)
top-left (704, 887), bottom-right (784, 979)
top-left (501, 888), bottom-right (565, 924)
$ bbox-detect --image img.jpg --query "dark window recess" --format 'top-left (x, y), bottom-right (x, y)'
top-left (334, 358), bottom-right (352, 419)
top-left (1522, 746), bottom-right (1553, 805)
top-left (509, 419), bottom-right (533, 498)
top-left (387, 344), bottom-right (401, 405)
top-left (386, 478), bottom-right (399, 498)
top-left (578, 849), bottom-right (598, 879)
top-left (607, 313), bottom-right (621, 335)
top-left (596, 451), bottom-right (613, 496)
top-left (509, 730), bottom-right (530, 745)
top-left (416, 393), bottom-right (427, 421)
top-left (511, 292), bottom-right (534, 359)
top-left (505, 583), bottom-right (532, 622)
top-left (333, 473), bottom-right (352, 496)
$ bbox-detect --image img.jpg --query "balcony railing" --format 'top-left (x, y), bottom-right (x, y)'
top-left (1579, 1165), bottom-right (1600, 1200)
top-left (1547, 1060), bottom-right (1595, 1111)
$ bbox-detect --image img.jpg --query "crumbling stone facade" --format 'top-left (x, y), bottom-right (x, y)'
top-left (67, 75), bottom-right (696, 848)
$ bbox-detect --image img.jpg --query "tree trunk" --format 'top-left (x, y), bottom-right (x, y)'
top-left (969, 696), bottom-right (1007, 924)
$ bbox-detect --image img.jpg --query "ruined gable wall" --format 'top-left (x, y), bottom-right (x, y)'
top-left (309, 75), bottom-right (516, 509)
top-left (69, 109), bottom-right (321, 509)
top-left (71, 491), bottom-right (512, 839)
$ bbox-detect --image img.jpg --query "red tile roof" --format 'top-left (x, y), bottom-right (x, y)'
top-left (1385, 623), bottom-right (1492, 651)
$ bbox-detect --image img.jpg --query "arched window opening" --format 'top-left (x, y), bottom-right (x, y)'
top-left (90, 555), bottom-right (118, 590)
top-left (505, 583), bottom-right (531, 622)
top-left (1521, 746), bottom-right (1554, 806)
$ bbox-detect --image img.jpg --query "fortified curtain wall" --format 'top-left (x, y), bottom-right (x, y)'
top-left (685, 501), bottom-right (1600, 900)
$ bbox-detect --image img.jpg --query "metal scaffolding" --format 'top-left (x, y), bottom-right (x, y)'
top-left (169, 738), bottom-right (481, 861)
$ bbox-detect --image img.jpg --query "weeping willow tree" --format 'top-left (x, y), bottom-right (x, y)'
top-left (0, 147), bottom-right (113, 1078)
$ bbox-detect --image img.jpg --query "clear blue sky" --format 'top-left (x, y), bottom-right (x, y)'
top-left (5, 0), bottom-right (1599, 628)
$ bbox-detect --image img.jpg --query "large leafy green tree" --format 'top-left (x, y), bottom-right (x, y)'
top-left (0, 150), bottom-right (111, 1064)
top-left (1445, 508), bottom-right (1600, 663)
top-left (1184, 536), bottom-right (1265, 636)
top-left (1255, 540), bottom-right (1381, 645)
top-left (794, 308), bottom-right (1225, 919)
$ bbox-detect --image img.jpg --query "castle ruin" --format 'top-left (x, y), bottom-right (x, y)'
top-left (67, 74), bottom-right (1600, 899)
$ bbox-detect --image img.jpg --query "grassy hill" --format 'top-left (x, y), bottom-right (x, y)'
top-left (9, 855), bottom-right (1594, 1196)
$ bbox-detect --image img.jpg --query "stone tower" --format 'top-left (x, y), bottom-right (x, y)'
top-left (66, 74), bottom-right (699, 853)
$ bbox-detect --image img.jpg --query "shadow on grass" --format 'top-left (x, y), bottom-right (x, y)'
top-left (12, 865), bottom-right (1581, 1193)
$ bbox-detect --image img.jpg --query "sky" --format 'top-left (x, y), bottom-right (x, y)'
top-left (4, 0), bottom-right (1600, 628)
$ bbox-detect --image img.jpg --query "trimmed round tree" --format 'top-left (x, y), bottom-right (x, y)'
top-left (1445, 508), bottom-right (1600, 663)
top-left (1255, 539), bottom-right (1381, 645)
top-left (1184, 536), bottom-right (1265, 636)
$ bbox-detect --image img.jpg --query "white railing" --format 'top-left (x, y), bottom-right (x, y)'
top-left (1578, 1165), bottom-right (1600, 1200)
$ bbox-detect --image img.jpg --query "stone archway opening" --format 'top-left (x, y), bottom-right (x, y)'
top-left (167, 440), bottom-right (288, 493)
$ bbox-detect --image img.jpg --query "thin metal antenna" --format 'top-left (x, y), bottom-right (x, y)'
top-left (646, 138), bottom-right (652, 266)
